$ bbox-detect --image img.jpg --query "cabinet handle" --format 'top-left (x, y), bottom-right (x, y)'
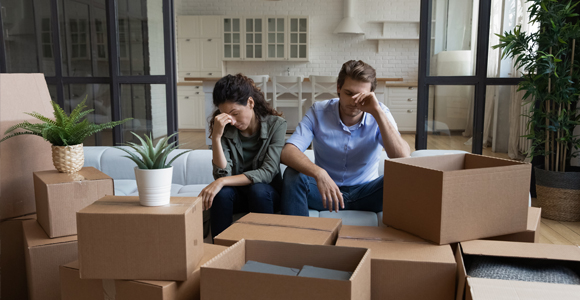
top-left (195, 92), bottom-right (200, 94)
top-left (185, 96), bottom-right (190, 99)
top-left (408, 87), bottom-right (415, 90)
top-left (407, 109), bottom-right (414, 113)
top-left (208, 39), bottom-right (212, 41)
top-left (407, 98), bottom-right (413, 102)
top-left (195, 86), bottom-right (200, 89)
top-left (186, 72), bottom-right (191, 75)
top-left (208, 73), bottom-right (213, 75)
top-left (186, 39), bottom-right (190, 42)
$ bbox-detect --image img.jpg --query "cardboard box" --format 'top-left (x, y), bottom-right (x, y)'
top-left (34, 167), bottom-right (114, 238)
top-left (456, 240), bottom-right (580, 300)
top-left (77, 196), bottom-right (204, 281)
top-left (23, 219), bottom-right (78, 300)
top-left (201, 239), bottom-right (371, 300)
top-left (0, 74), bottom-right (55, 220)
top-left (383, 153), bottom-right (531, 244)
top-left (336, 225), bottom-right (457, 300)
top-left (0, 214), bottom-right (36, 300)
top-left (214, 212), bottom-right (342, 246)
top-left (60, 243), bottom-right (228, 300)
top-left (485, 207), bottom-right (541, 243)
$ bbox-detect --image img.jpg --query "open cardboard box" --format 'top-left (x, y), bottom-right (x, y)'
top-left (456, 240), bottom-right (580, 300)
top-left (60, 243), bottom-right (228, 300)
top-left (0, 74), bottom-right (54, 220)
top-left (336, 225), bottom-right (456, 300)
top-left (214, 213), bottom-right (342, 246)
top-left (201, 239), bottom-right (371, 300)
top-left (383, 153), bottom-right (531, 244)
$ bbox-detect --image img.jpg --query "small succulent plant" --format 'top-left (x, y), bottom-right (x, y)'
top-left (115, 132), bottom-right (191, 169)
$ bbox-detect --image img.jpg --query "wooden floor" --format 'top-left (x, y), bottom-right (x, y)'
top-left (179, 130), bottom-right (580, 246)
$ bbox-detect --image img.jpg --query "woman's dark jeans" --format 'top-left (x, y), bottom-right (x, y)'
top-left (210, 183), bottom-right (280, 238)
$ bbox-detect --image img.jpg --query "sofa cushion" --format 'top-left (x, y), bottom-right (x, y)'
top-left (185, 149), bottom-right (215, 184)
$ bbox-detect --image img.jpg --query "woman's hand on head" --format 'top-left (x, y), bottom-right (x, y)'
top-left (212, 113), bottom-right (236, 139)
top-left (199, 178), bottom-right (225, 210)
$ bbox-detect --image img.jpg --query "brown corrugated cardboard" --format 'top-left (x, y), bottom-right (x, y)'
top-left (456, 240), bottom-right (580, 300)
top-left (214, 212), bottom-right (342, 246)
top-left (201, 239), bottom-right (371, 300)
top-left (0, 214), bottom-right (36, 300)
top-left (336, 225), bottom-right (456, 300)
top-left (485, 207), bottom-right (542, 243)
top-left (0, 74), bottom-right (54, 220)
top-left (77, 196), bottom-right (204, 281)
top-left (60, 243), bottom-right (228, 300)
top-left (383, 153), bottom-right (531, 244)
top-left (34, 167), bottom-right (114, 238)
top-left (22, 219), bottom-right (78, 300)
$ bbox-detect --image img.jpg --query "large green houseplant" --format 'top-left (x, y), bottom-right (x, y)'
top-left (0, 98), bottom-right (131, 173)
top-left (494, 0), bottom-right (580, 221)
top-left (115, 132), bottom-right (191, 206)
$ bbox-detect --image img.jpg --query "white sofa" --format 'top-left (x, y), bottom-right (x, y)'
top-left (84, 146), bottom-right (415, 227)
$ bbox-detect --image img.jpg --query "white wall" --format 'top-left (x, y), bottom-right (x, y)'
top-left (175, 0), bottom-right (421, 81)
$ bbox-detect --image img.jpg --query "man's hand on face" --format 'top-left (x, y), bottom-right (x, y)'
top-left (314, 169), bottom-right (345, 212)
top-left (352, 92), bottom-right (381, 116)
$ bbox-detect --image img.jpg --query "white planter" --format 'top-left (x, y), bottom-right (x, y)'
top-left (134, 166), bottom-right (173, 206)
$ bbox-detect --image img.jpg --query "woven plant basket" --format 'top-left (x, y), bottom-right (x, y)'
top-left (52, 143), bottom-right (84, 173)
top-left (535, 167), bottom-right (580, 222)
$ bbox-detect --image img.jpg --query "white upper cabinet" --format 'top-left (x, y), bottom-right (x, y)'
top-left (266, 17), bottom-right (286, 60)
top-left (244, 17), bottom-right (264, 60)
top-left (199, 16), bottom-right (221, 38)
top-left (177, 15), bottom-right (223, 79)
top-left (223, 17), bottom-right (242, 60)
top-left (177, 16), bottom-right (201, 38)
top-left (288, 16), bottom-right (308, 61)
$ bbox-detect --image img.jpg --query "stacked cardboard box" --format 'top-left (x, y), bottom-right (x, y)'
top-left (60, 243), bottom-right (227, 300)
top-left (336, 225), bottom-right (456, 300)
top-left (34, 167), bottom-right (114, 238)
top-left (76, 195), bottom-right (204, 281)
top-left (214, 212), bottom-right (342, 246)
top-left (22, 219), bottom-right (78, 300)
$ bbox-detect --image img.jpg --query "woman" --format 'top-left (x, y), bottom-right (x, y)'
top-left (200, 74), bottom-right (287, 238)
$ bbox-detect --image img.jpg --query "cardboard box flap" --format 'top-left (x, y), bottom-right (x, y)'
top-left (388, 154), bottom-right (465, 172)
top-left (461, 240), bottom-right (580, 262)
top-left (338, 225), bottom-right (428, 243)
top-left (35, 167), bottom-right (113, 185)
top-left (236, 213), bottom-right (341, 232)
top-left (23, 219), bottom-right (77, 248)
top-left (78, 196), bottom-right (200, 215)
top-left (464, 153), bottom-right (527, 169)
top-left (455, 245), bottom-right (467, 300)
top-left (337, 238), bottom-right (455, 264)
top-left (528, 207), bottom-right (542, 230)
top-left (467, 277), bottom-right (580, 299)
top-left (203, 239), bottom-right (248, 271)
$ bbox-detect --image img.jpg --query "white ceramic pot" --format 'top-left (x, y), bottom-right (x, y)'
top-left (134, 166), bottom-right (173, 206)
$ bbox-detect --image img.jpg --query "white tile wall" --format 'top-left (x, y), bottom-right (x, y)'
top-left (174, 0), bottom-right (420, 81)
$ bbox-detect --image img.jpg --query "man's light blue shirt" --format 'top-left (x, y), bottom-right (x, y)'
top-left (286, 98), bottom-right (399, 187)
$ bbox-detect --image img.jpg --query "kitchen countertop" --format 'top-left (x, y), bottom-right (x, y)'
top-left (385, 82), bottom-right (418, 87)
top-left (183, 77), bottom-right (405, 82)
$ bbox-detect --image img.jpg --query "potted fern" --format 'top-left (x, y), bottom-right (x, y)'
top-left (494, 0), bottom-right (580, 221)
top-left (0, 98), bottom-right (131, 173)
top-left (115, 132), bottom-right (191, 206)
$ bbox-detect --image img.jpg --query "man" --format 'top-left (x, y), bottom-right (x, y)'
top-left (280, 60), bottom-right (410, 216)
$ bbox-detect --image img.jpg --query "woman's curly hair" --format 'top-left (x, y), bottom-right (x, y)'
top-left (208, 73), bottom-right (282, 138)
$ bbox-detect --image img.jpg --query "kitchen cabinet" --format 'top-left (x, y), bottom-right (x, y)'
top-left (177, 15), bottom-right (223, 81)
top-left (386, 86), bottom-right (418, 132)
top-left (177, 84), bottom-right (205, 129)
top-left (223, 17), bottom-right (242, 60)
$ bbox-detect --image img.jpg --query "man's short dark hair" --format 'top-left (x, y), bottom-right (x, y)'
top-left (337, 60), bottom-right (377, 92)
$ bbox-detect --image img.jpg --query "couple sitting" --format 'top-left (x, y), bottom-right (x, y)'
top-left (199, 60), bottom-right (411, 238)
